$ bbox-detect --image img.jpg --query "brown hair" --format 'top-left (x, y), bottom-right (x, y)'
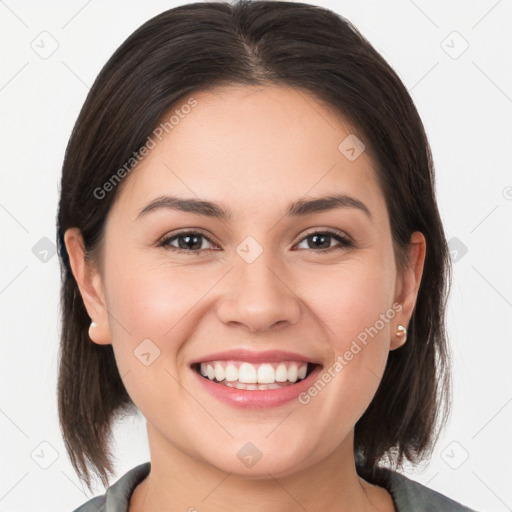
top-left (56, 0), bottom-right (452, 491)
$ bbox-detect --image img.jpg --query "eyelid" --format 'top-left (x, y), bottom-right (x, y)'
top-left (157, 228), bottom-right (220, 252)
top-left (158, 226), bottom-right (354, 253)
top-left (297, 227), bottom-right (352, 245)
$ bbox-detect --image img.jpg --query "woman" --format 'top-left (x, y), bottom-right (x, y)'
top-left (57, 1), bottom-right (478, 510)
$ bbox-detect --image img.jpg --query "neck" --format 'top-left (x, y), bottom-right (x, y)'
top-left (129, 424), bottom-right (394, 512)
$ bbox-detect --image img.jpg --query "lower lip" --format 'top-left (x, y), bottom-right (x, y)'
top-left (192, 364), bottom-right (322, 409)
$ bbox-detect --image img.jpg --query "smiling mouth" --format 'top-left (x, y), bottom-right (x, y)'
top-left (191, 361), bottom-right (319, 390)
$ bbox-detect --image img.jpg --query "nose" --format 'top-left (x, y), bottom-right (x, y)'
top-left (215, 249), bottom-right (301, 333)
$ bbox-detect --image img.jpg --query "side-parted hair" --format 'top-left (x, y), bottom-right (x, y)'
top-left (56, 0), bottom-right (451, 491)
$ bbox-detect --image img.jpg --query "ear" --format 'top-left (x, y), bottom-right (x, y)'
top-left (64, 227), bottom-right (112, 345)
top-left (391, 231), bottom-right (426, 350)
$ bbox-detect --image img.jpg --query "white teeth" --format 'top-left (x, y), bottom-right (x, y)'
top-left (275, 363), bottom-right (288, 382)
top-left (288, 364), bottom-right (298, 382)
top-left (214, 363), bottom-right (225, 382)
top-left (198, 360), bottom-right (310, 385)
top-left (225, 364), bottom-right (238, 382)
top-left (224, 381), bottom-right (284, 390)
top-left (257, 363), bottom-right (275, 384)
top-left (238, 362), bottom-right (257, 383)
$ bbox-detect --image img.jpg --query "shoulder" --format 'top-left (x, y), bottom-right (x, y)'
top-left (380, 468), bottom-right (479, 512)
top-left (70, 462), bottom-right (151, 512)
top-left (71, 495), bottom-right (105, 512)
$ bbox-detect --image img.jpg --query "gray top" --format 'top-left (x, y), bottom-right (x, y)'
top-left (71, 462), bottom-right (479, 512)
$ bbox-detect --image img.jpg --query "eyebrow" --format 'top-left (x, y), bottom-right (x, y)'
top-left (136, 193), bottom-right (372, 221)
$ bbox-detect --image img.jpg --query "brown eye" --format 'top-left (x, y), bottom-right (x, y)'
top-left (159, 232), bottom-right (217, 253)
top-left (295, 230), bottom-right (353, 251)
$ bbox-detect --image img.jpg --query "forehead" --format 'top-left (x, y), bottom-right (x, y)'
top-left (113, 84), bottom-right (386, 220)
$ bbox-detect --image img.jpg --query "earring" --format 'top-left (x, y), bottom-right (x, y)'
top-left (396, 324), bottom-right (407, 341)
top-left (90, 321), bottom-right (98, 328)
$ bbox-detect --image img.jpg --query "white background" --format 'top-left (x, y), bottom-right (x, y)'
top-left (0, 1), bottom-right (511, 511)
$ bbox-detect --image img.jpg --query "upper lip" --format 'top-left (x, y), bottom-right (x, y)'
top-left (189, 349), bottom-right (322, 366)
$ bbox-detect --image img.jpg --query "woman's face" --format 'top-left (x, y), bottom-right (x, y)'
top-left (69, 85), bottom-right (424, 478)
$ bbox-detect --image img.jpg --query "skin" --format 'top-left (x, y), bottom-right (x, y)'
top-left (65, 85), bottom-right (425, 512)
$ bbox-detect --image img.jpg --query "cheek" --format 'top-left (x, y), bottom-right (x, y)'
top-left (103, 259), bottom-right (207, 411)
top-left (298, 258), bottom-right (395, 416)
top-left (104, 256), bottom-right (221, 358)
top-left (106, 253), bottom-right (225, 392)
top-left (304, 257), bottom-right (395, 349)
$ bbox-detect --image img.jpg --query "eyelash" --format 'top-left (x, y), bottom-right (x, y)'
top-left (157, 228), bottom-right (354, 254)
